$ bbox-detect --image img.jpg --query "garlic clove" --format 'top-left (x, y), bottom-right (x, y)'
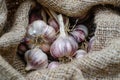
top-left (25, 48), bottom-right (48, 71)
top-left (75, 49), bottom-right (87, 59)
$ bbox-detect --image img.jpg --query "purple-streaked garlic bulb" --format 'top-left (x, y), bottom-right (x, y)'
top-left (25, 47), bottom-right (48, 71)
top-left (70, 25), bottom-right (88, 43)
top-left (27, 20), bottom-right (56, 42)
top-left (48, 18), bottom-right (59, 32)
top-left (87, 36), bottom-right (95, 52)
top-left (75, 49), bottom-right (87, 59)
top-left (50, 14), bottom-right (78, 58)
top-left (48, 61), bottom-right (60, 69)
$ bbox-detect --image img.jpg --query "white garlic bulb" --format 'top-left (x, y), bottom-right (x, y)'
top-left (75, 49), bottom-right (87, 59)
top-left (27, 20), bottom-right (56, 42)
top-left (25, 47), bottom-right (48, 71)
top-left (27, 20), bottom-right (47, 38)
top-left (50, 14), bottom-right (78, 58)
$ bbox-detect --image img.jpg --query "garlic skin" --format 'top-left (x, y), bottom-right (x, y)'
top-left (25, 48), bottom-right (48, 71)
top-left (50, 14), bottom-right (78, 58)
top-left (48, 18), bottom-right (59, 32)
top-left (87, 36), bottom-right (95, 52)
top-left (75, 49), bottom-right (87, 59)
top-left (70, 25), bottom-right (88, 43)
top-left (48, 61), bottom-right (60, 69)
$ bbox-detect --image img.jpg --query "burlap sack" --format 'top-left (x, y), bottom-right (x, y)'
top-left (0, 0), bottom-right (7, 35)
top-left (26, 8), bottom-right (120, 80)
top-left (0, 55), bottom-right (25, 80)
top-left (37, 0), bottom-right (120, 17)
top-left (0, 0), bottom-right (120, 80)
top-left (0, 0), bottom-right (34, 63)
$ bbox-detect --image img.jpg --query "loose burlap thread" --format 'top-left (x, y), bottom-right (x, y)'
top-left (0, 0), bottom-right (120, 80)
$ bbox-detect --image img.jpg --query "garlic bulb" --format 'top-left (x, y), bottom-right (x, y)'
top-left (75, 49), bottom-right (87, 59)
top-left (50, 14), bottom-right (78, 58)
top-left (27, 20), bottom-right (47, 38)
top-left (48, 61), bottom-right (60, 69)
top-left (70, 25), bottom-right (88, 43)
top-left (25, 48), bottom-right (48, 71)
top-left (87, 36), bottom-right (95, 52)
top-left (48, 18), bottom-right (59, 32)
top-left (27, 20), bottom-right (56, 42)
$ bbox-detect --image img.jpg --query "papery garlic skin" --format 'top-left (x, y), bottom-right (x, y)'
top-left (75, 49), bottom-right (87, 59)
top-left (50, 14), bottom-right (78, 58)
top-left (25, 48), bottom-right (48, 71)
top-left (48, 61), bottom-right (60, 69)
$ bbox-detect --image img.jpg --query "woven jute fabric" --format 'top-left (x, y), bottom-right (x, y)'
top-left (0, 0), bottom-right (120, 80)
top-left (0, 1), bottom-right (33, 64)
top-left (26, 8), bottom-right (120, 80)
top-left (91, 8), bottom-right (120, 51)
top-left (0, 0), bottom-right (7, 35)
top-left (37, 0), bottom-right (120, 17)
top-left (0, 55), bottom-right (25, 80)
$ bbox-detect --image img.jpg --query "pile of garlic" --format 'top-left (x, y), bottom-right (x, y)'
top-left (17, 5), bottom-right (94, 71)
